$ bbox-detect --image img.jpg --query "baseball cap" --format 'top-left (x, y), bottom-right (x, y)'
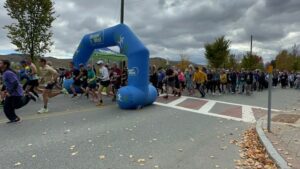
top-left (97, 60), bottom-right (104, 65)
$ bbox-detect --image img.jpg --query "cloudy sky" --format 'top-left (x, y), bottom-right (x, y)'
top-left (0, 0), bottom-right (300, 64)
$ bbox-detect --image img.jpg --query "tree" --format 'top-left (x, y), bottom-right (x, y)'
top-left (205, 36), bottom-right (230, 68)
top-left (177, 54), bottom-right (190, 71)
top-left (241, 53), bottom-right (264, 70)
top-left (275, 50), bottom-right (294, 71)
top-left (4, 0), bottom-right (56, 62)
top-left (225, 54), bottom-right (239, 70)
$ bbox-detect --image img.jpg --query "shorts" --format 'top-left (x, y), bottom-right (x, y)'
top-left (100, 80), bottom-right (110, 87)
top-left (167, 79), bottom-right (175, 87)
top-left (45, 82), bottom-right (56, 90)
top-left (81, 81), bottom-right (88, 89)
top-left (28, 79), bottom-right (39, 87)
top-left (112, 83), bottom-right (121, 90)
top-left (88, 83), bottom-right (97, 89)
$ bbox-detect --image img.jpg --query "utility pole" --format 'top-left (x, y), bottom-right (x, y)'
top-left (250, 35), bottom-right (253, 56)
top-left (120, 0), bottom-right (125, 24)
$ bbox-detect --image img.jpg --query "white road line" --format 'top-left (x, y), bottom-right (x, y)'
top-left (167, 97), bottom-right (187, 106)
top-left (154, 102), bottom-right (245, 122)
top-left (177, 96), bottom-right (282, 112)
top-left (198, 100), bottom-right (216, 113)
top-left (242, 106), bottom-right (256, 123)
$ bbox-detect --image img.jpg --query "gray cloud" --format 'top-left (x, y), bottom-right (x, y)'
top-left (0, 0), bottom-right (300, 63)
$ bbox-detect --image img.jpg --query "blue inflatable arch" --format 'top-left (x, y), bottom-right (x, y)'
top-left (73, 24), bottom-right (157, 109)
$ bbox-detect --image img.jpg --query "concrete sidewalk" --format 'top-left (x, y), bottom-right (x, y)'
top-left (258, 111), bottom-right (300, 169)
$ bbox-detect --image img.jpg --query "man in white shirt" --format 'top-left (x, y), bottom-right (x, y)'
top-left (97, 60), bottom-right (110, 106)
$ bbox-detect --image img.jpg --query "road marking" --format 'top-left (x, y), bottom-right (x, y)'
top-left (154, 102), bottom-right (244, 122)
top-left (198, 100), bottom-right (216, 113)
top-left (242, 106), bottom-right (256, 123)
top-left (0, 105), bottom-right (116, 125)
top-left (167, 97), bottom-right (187, 106)
top-left (182, 96), bottom-right (282, 112)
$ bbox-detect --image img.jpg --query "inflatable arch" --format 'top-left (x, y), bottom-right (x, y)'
top-left (72, 24), bottom-right (157, 109)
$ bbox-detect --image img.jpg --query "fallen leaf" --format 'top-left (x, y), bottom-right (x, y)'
top-left (137, 159), bottom-right (146, 163)
top-left (99, 155), bottom-right (105, 160)
top-left (220, 146), bottom-right (228, 150)
top-left (71, 151), bottom-right (78, 156)
top-left (14, 162), bottom-right (21, 166)
top-left (64, 129), bottom-right (71, 134)
top-left (235, 128), bottom-right (277, 169)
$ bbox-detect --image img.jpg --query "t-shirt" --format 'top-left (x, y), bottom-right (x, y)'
top-left (3, 70), bottom-right (23, 96)
top-left (99, 66), bottom-right (110, 81)
top-left (166, 69), bottom-right (174, 81)
top-left (87, 69), bottom-right (96, 84)
top-left (39, 65), bottom-right (58, 85)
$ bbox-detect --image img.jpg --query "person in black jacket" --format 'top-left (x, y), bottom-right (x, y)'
top-left (230, 71), bottom-right (237, 94)
top-left (245, 70), bottom-right (253, 95)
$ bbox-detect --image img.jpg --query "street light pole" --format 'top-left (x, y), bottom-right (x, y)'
top-left (120, 0), bottom-right (125, 24)
top-left (250, 35), bottom-right (253, 56)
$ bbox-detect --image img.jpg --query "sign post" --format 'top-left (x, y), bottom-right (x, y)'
top-left (267, 65), bottom-right (273, 132)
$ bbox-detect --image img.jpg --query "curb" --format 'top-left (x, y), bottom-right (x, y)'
top-left (256, 118), bottom-right (291, 169)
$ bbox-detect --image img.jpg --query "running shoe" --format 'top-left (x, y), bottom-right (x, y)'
top-left (38, 108), bottom-right (49, 114)
top-left (96, 100), bottom-right (104, 106)
top-left (61, 88), bottom-right (69, 95)
top-left (6, 117), bottom-right (21, 124)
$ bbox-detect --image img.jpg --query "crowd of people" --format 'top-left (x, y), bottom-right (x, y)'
top-left (0, 58), bottom-right (128, 123)
top-left (150, 65), bottom-right (300, 98)
top-left (1, 58), bottom-right (300, 124)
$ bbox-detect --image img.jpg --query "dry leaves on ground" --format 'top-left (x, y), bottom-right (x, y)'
top-left (235, 128), bottom-right (277, 169)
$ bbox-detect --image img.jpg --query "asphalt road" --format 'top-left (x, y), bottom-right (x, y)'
top-left (0, 96), bottom-right (248, 169)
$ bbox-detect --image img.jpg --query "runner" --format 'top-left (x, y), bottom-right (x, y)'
top-left (22, 59), bottom-right (40, 98)
top-left (0, 60), bottom-right (36, 123)
top-left (37, 58), bottom-right (68, 114)
top-left (78, 63), bottom-right (88, 96)
top-left (85, 64), bottom-right (97, 101)
top-left (110, 63), bottom-right (122, 102)
top-left (96, 60), bottom-right (110, 106)
top-left (69, 62), bottom-right (81, 98)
